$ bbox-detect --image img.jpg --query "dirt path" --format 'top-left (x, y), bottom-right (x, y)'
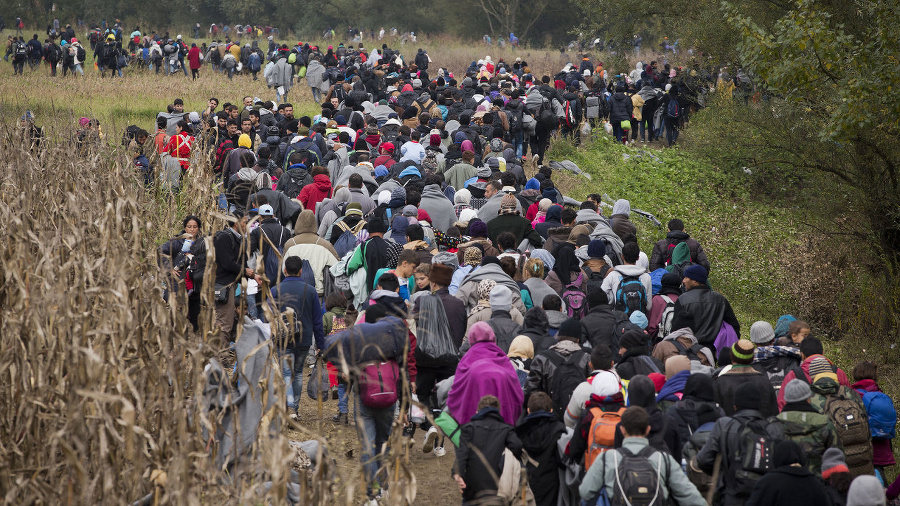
top-left (286, 394), bottom-right (460, 505)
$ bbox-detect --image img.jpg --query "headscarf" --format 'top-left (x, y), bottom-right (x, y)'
top-left (469, 279), bottom-right (497, 316)
top-left (508, 335), bottom-right (534, 360)
top-left (525, 178), bottom-right (541, 191)
top-left (529, 249), bottom-right (555, 272)
top-left (454, 188), bottom-right (472, 205)
top-left (389, 216), bottom-right (409, 244)
top-left (447, 322), bottom-right (524, 425)
top-left (552, 243), bottom-right (581, 282)
top-left (461, 139), bottom-right (474, 153)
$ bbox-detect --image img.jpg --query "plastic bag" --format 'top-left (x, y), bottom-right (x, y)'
top-left (306, 360), bottom-right (330, 401)
top-left (415, 294), bottom-right (459, 367)
top-left (604, 121), bottom-right (613, 135)
top-left (409, 394), bottom-right (426, 424)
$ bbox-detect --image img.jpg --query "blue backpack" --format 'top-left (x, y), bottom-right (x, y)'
top-left (667, 99), bottom-right (680, 119)
top-left (248, 52), bottom-right (261, 72)
top-left (615, 274), bottom-right (647, 316)
top-left (857, 390), bottom-right (897, 439)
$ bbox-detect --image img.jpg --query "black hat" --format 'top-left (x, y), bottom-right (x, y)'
top-left (366, 217), bottom-right (387, 234)
top-left (733, 383), bottom-right (763, 411)
top-left (558, 319), bottom-right (583, 342)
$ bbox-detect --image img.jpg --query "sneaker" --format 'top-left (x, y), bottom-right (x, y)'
top-left (422, 426), bottom-right (438, 454)
top-left (433, 446), bottom-right (446, 457)
top-left (289, 409), bottom-right (300, 421)
top-left (331, 412), bottom-right (348, 424)
top-left (532, 154), bottom-right (539, 165)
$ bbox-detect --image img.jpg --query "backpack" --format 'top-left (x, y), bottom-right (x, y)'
top-left (682, 421), bottom-right (716, 497)
top-left (77, 46), bottom-right (86, 62)
top-left (261, 227), bottom-right (286, 284)
top-left (548, 351), bottom-right (588, 421)
top-left (666, 100), bottom-right (680, 119)
top-left (664, 238), bottom-right (685, 266)
top-left (585, 407), bottom-right (626, 471)
top-left (821, 386), bottom-right (873, 473)
top-left (671, 339), bottom-right (705, 363)
top-left (658, 295), bottom-right (677, 339)
top-left (122, 125), bottom-right (141, 146)
top-left (283, 143), bottom-right (320, 172)
top-left (507, 106), bottom-right (524, 132)
top-left (327, 312), bottom-right (349, 336)
top-left (278, 307), bottom-right (303, 348)
top-left (857, 390), bottom-right (897, 439)
top-left (610, 446), bottom-right (667, 506)
top-left (248, 52), bottom-right (261, 72)
top-left (538, 101), bottom-right (557, 128)
top-left (13, 41), bottom-right (26, 57)
top-left (615, 274), bottom-right (647, 316)
top-left (214, 140), bottom-right (234, 173)
top-left (582, 265), bottom-right (609, 298)
top-left (287, 52), bottom-right (297, 64)
top-left (561, 273), bottom-right (587, 320)
top-left (358, 360), bottom-right (400, 409)
top-left (421, 149), bottom-right (439, 173)
top-left (563, 99), bottom-right (578, 128)
top-left (333, 220), bottom-right (365, 258)
top-left (186, 237), bottom-right (209, 288)
top-left (731, 417), bottom-right (782, 495)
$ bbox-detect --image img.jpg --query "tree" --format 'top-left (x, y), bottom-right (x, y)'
top-left (466, 0), bottom-right (553, 41)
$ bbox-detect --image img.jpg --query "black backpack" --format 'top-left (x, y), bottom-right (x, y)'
top-left (76, 46), bottom-right (86, 62)
top-left (122, 125), bottom-right (141, 146)
top-left (507, 106), bottom-right (524, 132)
top-left (582, 265), bottom-right (609, 298)
top-left (548, 350), bottom-right (587, 421)
top-left (187, 236), bottom-right (209, 288)
top-left (731, 417), bottom-right (783, 495)
top-left (13, 41), bottom-right (26, 57)
top-left (610, 446), bottom-right (668, 506)
top-left (615, 274), bottom-right (647, 316)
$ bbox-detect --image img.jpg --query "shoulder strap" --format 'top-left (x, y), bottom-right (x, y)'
top-left (661, 294), bottom-right (673, 304)
top-left (671, 340), bottom-right (686, 354)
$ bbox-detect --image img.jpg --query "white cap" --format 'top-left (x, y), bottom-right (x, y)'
top-left (177, 35), bottom-right (182, 39)
top-left (258, 204), bottom-right (274, 216)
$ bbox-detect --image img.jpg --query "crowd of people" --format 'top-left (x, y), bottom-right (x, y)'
top-left (131, 36), bottom-right (898, 506)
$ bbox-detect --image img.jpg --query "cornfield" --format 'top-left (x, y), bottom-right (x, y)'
top-left (0, 120), bottom-right (424, 504)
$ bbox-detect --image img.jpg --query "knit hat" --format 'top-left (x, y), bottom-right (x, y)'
top-left (430, 133), bottom-right (441, 147)
top-left (683, 265), bottom-right (708, 285)
top-left (591, 371), bottom-right (621, 398)
top-left (821, 448), bottom-right (849, 480)
top-left (433, 251), bottom-right (459, 270)
top-left (750, 321), bottom-right (775, 345)
top-left (390, 186), bottom-right (407, 203)
top-left (648, 373), bottom-right (667, 392)
top-left (808, 357), bottom-right (835, 380)
top-left (659, 272), bottom-right (683, 295)
top-left (345, 202), bottom-right (363, 217)
top-left (773, 440), bottom-right (806, 468)
top-left (619, 330), bottom-right (647, 350)
top-left (464, 247), bottom-right (483, 267)
top-left (665, 355), bottom-right (691, 379)
top-left (366, 217), bottom-right (388, 234)
top-left (499, 194), bottom-right (518, 214)
top-left (847, 475), bottom-right (886, 506)
top-left (587, 289), bottom-right (608, 308)
top-left (629, 311), bottom-right (648, 330)
top-left (468, 220), bottom-right (488, 238)
top-left (454, 188), bottom-right (472, 205)
top-left (783, 379), bottom-right (812, 403)
top-left (417, 209), bottom-right (432, 223)
top-left (429, 262), bottom-right (454, 287)
top-left (476, 166), bottom-right (492, 178)
top-left (459, 208), bottom-right (477, 223)
top-left (238, 133), bottom-right (252, 148)
top-left (587, 239), bottom-right (606, 259)
top-left (731, 339), bottom-right (756, 365)
top-left (558, 318), bottom-right (583, 342)
top-left (489, 285), bottom-right (512, 311)
top-left (733, 382), bottom-right (763, 410)
top-left (377, 190), bottom-right (391, 206)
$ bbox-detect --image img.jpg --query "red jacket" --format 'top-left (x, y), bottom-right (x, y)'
top-left (777, 354), bottom-right (849, 410)
top-left (298, 174), bottom-right (332, 211)
top-left (187, 46), bottom-right (201, 69)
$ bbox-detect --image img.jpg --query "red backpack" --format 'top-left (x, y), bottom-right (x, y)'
top-left (358, 360), bottom-right (400, 409)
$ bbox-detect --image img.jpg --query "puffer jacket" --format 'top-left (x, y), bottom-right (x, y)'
top-left (608, 92), bottom-right (632, 122)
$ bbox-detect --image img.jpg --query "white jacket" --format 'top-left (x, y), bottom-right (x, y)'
top-left (600, 264), bottom-right (653, 312)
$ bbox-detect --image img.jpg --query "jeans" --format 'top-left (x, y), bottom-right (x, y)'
top-left (337, 382), bottom-right (348, 414)
top-left (178, 56), bottom-right (188, 75)
top-left (246, 293), bottom-right (259, 319)
top-left (511, 130), bottom-right (524, 158)
top-left (611, 121), bottom-right (625, 143)
top-left (311, 87), bottom-right (321, 103)
top-left (354, 394), bottom-right (395, 496)
top-left (281, 347), bottom-right (310, 409)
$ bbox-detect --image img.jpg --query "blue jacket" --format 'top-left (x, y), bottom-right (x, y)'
top-left (271, 277), bottom-right (325, 351)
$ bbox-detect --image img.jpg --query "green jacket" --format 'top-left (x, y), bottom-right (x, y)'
top-left (776, 404), bottom-right (841, 474)
top-left (579, 436), bottom-right (706, 506)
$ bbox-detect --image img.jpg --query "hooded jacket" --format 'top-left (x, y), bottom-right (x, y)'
top-left (579, 304), bottom-right (629, 352)
top-left (305, 59), bottom-right (326, 89)
top-left (282, 211), bottom-right (339, 294)
top-left (515, 411), bottom-right (566, 506)
top-left (671, 285), bottom-right (741, 348)
top-left (608, 92), bottom-right (632, 122)
top-left (298, 173), bottom-right (332, 211)
top-left (600, 264), bottom-right (653, 313)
